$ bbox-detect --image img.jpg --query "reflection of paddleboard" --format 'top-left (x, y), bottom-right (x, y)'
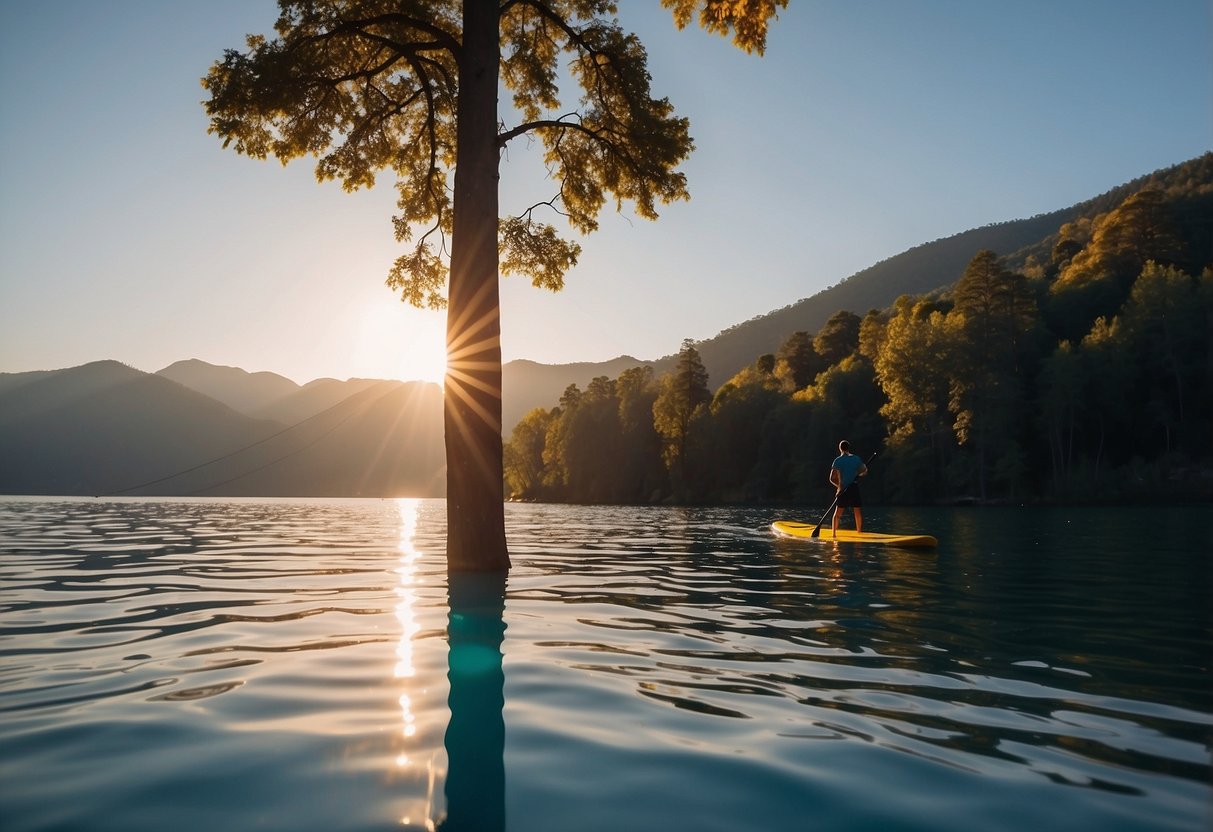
top-left (771, 521), bottom-right (938, 548)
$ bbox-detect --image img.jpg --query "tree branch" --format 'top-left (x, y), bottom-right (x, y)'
top-left (308, 12), bottom-right (461, 57)
top-left (506, 0), bottom-right (595, 52)
top-left (499, 114), bottom-right (591, 147)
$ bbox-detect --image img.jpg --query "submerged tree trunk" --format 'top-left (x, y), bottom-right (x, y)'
top-left (445, 0), bottom-right (509, 572)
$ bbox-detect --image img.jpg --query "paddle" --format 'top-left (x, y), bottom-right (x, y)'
top-left (810, 451), bottom-right (876, 538)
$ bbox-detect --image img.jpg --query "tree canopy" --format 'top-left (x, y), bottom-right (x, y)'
top-left (204, 1), bottom-right (788, 569)
top-left (204, 1), bottom-right (703, 307)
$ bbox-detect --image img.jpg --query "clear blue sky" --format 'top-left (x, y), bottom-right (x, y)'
top-left (1, 1), bottom-right (1210, 385)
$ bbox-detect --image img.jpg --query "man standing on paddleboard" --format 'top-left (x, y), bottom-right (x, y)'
top-left (830, 441), bottom-right (868, 536)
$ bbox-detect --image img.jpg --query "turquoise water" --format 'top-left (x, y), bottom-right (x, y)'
top-left (0, 498), bottom-right (1209, 831)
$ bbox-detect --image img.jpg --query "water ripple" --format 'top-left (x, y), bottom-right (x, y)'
top-left (1, 498), bottom-right (1209, 832)
top-left (502, 503), bottom-right (1212, 826)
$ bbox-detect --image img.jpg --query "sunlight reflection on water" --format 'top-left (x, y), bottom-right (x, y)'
top-left (0, 498), bottom-right (1209, 832)
top-left (393, 497), bottom-right (444, 830)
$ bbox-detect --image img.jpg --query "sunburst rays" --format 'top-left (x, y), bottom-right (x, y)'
top-left (443, 277), bottom-right (504, 492)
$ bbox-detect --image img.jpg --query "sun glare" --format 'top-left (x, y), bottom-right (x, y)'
top-left (392, 497), bottom-right (443, 829)
top-left (356, 300), bottom-right (448, 385)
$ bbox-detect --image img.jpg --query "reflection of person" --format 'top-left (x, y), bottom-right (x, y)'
top-left (829, 440), bottom-right (867, 535)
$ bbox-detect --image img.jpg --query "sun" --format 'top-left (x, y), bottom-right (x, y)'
top-left (355, 298), bottom-right (448, 385)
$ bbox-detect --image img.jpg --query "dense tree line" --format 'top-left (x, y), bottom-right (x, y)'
top-left (505, 179), bottom-right (1213, 505)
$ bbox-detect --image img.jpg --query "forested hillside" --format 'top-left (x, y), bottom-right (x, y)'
top-left (676, 154), bottom-right (1213, 388)
top-left (505, 154), bottom-right (1213, 506)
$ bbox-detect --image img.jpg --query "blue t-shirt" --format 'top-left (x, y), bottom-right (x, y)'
top-left (832, 453), bottom-right (864, 489)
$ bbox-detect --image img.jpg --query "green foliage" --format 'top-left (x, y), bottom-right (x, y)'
top-left (1036, 340), bottom-right (1083, 494)
top-left (661, 0), bottom-right (789, 54)
top-left (203, 0), bottom-right (797, 565)
top-left (502, 166), bottom-right (1213, 507)
top-left (944, 251), bottom-right (1041, 498)
top-left (809, 356), bottom-right (885, 450)
top-left (709, 364), bottom-right (784, 499)
top-left (653, 339), bottom-right (712, 498)
top-left (504, 407), bottom-right (554, 499)
top-left (506, 368), bottom-right (668, 503)
top-left (1115, 262), bottom-right (1211, 453)
top-left (203, 0), bottom-right (696, 308)
top-left (560, 376), bottom-right (628, 502)
top-left (813, 310), bottom-right (861, 366)
top-left (1047, 189), bottom-right (1187, 340)
top-left (774, 331), bottom-right (820, 391)
top-left (615, 366), bottom-right (668, 500)
top-left (857, 309), bottom-right (888, 362)
top-left (498, 217), bottom-right (581, 291)
top-left (874, 296), bottom-right (954, 445)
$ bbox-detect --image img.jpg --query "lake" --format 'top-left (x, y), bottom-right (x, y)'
top-left (0, 498), bottom-right (1209, 831)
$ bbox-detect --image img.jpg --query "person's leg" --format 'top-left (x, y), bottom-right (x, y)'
top-left (853, 507), bottom-right (863, 534)
top-left (832, 504), bottom-right (843, 535)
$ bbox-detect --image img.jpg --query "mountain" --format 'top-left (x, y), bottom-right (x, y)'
top-left (0, 361), bottom-right (281, 495)
top-left (502, 356), bottom-right (646, 435)
top-left (196, 380), bottom-right (445, 497)
top-left (250, 377), bottom-right (387, 424)
top-left (0, 369), bottom-right (56, 396)
top-left (501, 153), bottom-right (1213, 413)
top-left (6, 156), bottom-right (1207, 493)
top-left (688, 211), bottom-right (1071, 383)
top-left (157, 359), bottom-right (300, 413)
top-left (493, 211), bottom-right (1073, 420)
top-left (0, 361), bottom-right (446, 497)
top-left (159, 359), bottom-right (393, 425)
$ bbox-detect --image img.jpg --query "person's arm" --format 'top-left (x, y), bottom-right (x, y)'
top-left (829, 467), bottom-right (841, 492)
top-left (859, 463), bottom-right (868, 478)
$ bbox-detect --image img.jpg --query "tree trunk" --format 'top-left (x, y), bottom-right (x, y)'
top-left (445, 0), bottom-right (509, 572)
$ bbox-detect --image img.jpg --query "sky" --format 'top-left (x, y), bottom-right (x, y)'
top-left (1, 1), bottom-right (1210, 386)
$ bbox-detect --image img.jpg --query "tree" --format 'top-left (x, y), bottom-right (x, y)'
top-left (857, 309), bottom-right (888, 363)
top-left (709, 362), bottom-right (783, 499)
top-left (774, 330), bottom-right (821, 391)
top-left (561, 376), bottom-right (626, 502)
top-left (948, 250), bottom-right (1038, 499)
top-left (1117, 262), bottom-right (1209, 454)
top-left (1049, 189), bottom-right (1186, 341)
top-left (653, 338), bottom-right (712, 499)
top-left (1050, 218), bottom-right (1094, 273)
top-left (874, 296), bottom-right (956, 497)
top-left (805, 355), bottom-right (885, 459)
top-left (813, 310), bottom-right (862, 367)
top-left (504, 407), bottom-right (553, 499)
top-left (615, 365), bottom-right (666, 501)
top-left (1036, 341), bottom-right (1084, 495)
top-left (203, 0), bottom-right (786, 570)
top-left (952, 250), bottom-right (1038, 365)
top-left (1077, 316), bottom-right (1136, 484)
top-left (540, 383), bottom-right (583, 493)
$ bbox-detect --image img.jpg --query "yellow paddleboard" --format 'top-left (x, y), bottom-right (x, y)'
top-left (771, 520), bottom-right (937, 548)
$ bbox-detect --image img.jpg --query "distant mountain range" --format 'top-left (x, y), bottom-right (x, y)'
top-left (0, 359), bottom-right (443, 497)
top-left (3, 154), bottom-right (1207, 497)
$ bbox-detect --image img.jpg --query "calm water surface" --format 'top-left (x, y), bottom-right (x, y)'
top-left (0, 498), bottom-right (1209, 831)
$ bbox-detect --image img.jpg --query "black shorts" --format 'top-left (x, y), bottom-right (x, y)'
top-left (836, 484), bottom-right (862, 508)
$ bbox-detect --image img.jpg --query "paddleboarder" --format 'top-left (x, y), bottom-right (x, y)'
top-left (830, 440), bottom-right (868, 536)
